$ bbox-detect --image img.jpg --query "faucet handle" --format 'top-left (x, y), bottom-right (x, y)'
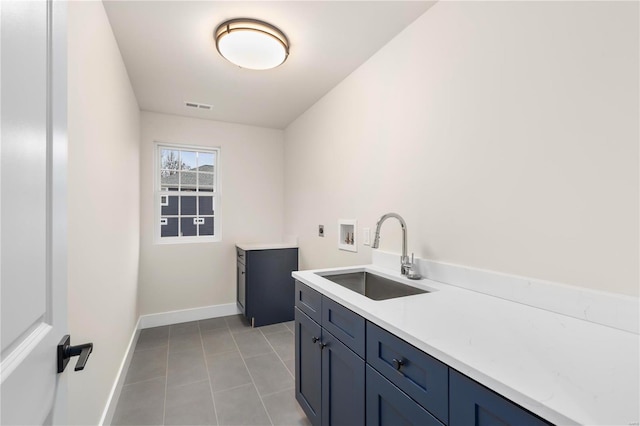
top-left (406, 253), bottom-right (422, 280)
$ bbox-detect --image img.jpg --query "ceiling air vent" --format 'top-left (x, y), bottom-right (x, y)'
top-left (184, 101), bottom-right (212, 110)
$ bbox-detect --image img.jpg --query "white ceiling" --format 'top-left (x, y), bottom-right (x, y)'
top-left (103, 1), bottom-right (435, 129)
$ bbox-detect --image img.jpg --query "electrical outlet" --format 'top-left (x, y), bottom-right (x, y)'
top-left (363, 228), bottom-right (370, 245)
top-left (318, 225), bottom-right (324, 237)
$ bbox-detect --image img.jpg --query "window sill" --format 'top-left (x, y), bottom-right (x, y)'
top-left (154, 236), bottom-right (221, 245)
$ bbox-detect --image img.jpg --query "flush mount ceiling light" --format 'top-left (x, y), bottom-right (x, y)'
top-left (214, 19), bottom-right (289, 70)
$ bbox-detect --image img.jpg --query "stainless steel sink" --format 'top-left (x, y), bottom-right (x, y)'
top-left (320, 272), bottom-right (428, 300)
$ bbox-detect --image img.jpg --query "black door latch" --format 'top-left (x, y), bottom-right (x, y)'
top-left (57, 335), bottom-right (93, 373)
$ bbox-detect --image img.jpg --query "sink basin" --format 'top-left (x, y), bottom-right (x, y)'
top-left (319, 271), bottom-right (428, 300)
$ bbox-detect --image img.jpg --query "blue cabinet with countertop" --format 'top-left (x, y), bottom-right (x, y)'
top-left (294, 280), bottom-right (553, 426)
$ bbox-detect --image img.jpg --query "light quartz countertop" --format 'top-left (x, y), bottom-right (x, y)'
top-left (236, 242), bottom-right (298, 251)
top-left (293, 264), bottom-right (639, 426)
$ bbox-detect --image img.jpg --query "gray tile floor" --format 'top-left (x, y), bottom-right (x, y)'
top-left (112, 315), bottom-right (310, 426)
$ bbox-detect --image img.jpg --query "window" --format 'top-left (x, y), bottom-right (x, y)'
top-left (155, 143), bottom-right (220, 243)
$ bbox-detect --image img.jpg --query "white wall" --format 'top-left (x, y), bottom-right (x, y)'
top-left (67, 1), bottom-right (140, 424)
top-left (284, 1), bottom-right (639, 296)
top-left (139, 112), bottom-right (284, 315)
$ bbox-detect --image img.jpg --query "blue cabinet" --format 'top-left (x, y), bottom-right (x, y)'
top-left (238, 247), bottom-right (298, 327)
top-left (294, 282), bottom-right (365, 426)
top-left (449, 370), bottom-right (551, 426)
top-left (295, 281), bottom-right (552, 426)
top-left (366, 366), bottom-right (444, 426)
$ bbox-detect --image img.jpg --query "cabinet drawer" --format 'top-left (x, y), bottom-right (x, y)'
top-left (366, 322), bottom-right (448, 424)
top-left (450, 370), bottom-right (550, 426)
top-left (236, 247), bottom-right (246, 265)
top-left (366, 366), bottom-right (443, 426)
top-left (295, 281), bottom-right (322, 323)
top-left (321, 297), bottom-right (365, 358)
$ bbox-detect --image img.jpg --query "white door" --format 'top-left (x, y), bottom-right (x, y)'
top-left (1, 0), bottom-right (68, 424)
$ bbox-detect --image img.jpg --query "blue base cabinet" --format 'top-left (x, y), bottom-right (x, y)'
top-left (294, 281), bottom-right (553, 426)
top-left (295, 292), bottom-right (365, 426)
top-left (449, 370), bottom-right (551, 426)
top-left (237, 247), bottom-right (298, 327)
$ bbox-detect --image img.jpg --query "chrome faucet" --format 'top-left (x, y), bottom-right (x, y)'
top-left (371, 212), bottom-right (412, 276)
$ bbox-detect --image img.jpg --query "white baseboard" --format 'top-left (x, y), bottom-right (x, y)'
top-left (373, 251), bottom-right (639, 334)
top-left (99, 317), bottom-right (141, 426)
top-left (99, 303), bottom-right (241, 424)
top-left (138, 302), bottom-right (241, 329)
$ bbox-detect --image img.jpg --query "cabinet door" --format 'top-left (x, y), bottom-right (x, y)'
top-left (366, 366), bottom-right (443, 426)
top-left (321, 330), bottom-right (365, 426)
top-left (449, 370), bottom-right (550, 426)
top-left (246, 248), bottom-right (298, 326)
top-left (295, 308), bottom-right (322, 426)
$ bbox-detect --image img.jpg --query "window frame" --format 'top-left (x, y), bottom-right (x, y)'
top-left (154, 142), bottom-right (221, 244)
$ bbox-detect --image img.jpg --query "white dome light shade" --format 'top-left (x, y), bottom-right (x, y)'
top-left (218, 30), bottom-right (285, 70)
top-left (215, 19), bottom-right (289, 70)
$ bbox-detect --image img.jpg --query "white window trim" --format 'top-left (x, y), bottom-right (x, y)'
top-left (154, 141), bottom-right (222, 244)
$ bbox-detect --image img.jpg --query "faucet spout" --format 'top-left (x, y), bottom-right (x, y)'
top-left (372, 212), bottom-right (410, 275)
